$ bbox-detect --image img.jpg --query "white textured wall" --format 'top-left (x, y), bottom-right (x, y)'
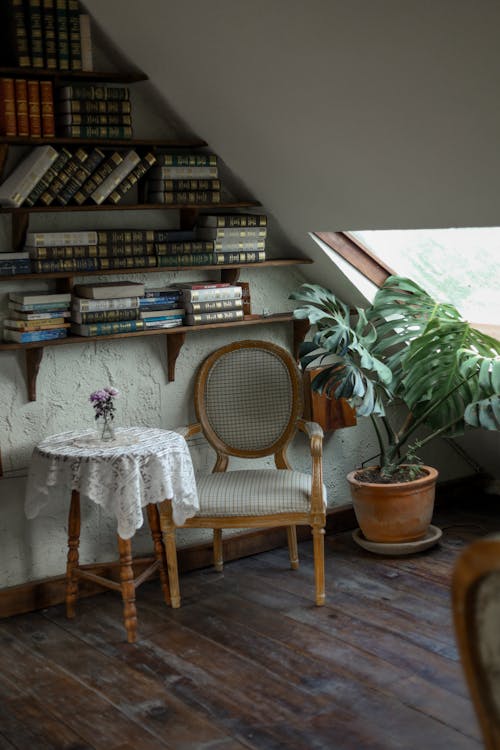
top-left (0, 4), bottom-right (479, 589)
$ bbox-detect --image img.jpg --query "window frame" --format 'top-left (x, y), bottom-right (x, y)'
top-left (313, 231), bottom-right (500, 339)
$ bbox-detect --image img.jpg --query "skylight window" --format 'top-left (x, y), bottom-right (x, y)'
top-left (348, 228), bottom-right (500, 326)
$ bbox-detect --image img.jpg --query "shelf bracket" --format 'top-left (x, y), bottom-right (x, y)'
top-left (26, 347), bottom-right (44, 402)
top-left (166, 332), bottom-right (186, 382)
top-left (220, 268), bottom-right (240, 285)
top-left (12, 210), bottom-right (30, 252)
top-left (293, 318), bottom-right (310, 361)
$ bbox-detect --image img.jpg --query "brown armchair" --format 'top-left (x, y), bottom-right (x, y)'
top-left (159, 339), bottom-right (327, 608)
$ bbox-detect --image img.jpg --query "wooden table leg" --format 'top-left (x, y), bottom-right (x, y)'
top-left (146, 503), bottom-right (171, 605)
top-left (159, 500), bottom-right (181, 608)
top-left (118, 535), bottom-right (138, 643)
top-left (66, 490), bottom-right (81, 619)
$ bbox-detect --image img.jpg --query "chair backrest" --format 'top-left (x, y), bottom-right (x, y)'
top-left (194, 340), bottom-right (303, 459)
top-left (452, 535), bottom-right (500, 750)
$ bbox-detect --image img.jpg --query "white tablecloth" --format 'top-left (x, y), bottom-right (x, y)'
top-left (25, 427), bottom-right (199, 539)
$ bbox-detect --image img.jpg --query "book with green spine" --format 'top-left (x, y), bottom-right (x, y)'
top-left (71, 319), bottom-right (145, 336)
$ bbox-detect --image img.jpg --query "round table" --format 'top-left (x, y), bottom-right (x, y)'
top-left (25, 426), bottom-right (199, 642)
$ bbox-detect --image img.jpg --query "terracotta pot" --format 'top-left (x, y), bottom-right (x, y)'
top-left (346, 465), bottom-right (439, 543)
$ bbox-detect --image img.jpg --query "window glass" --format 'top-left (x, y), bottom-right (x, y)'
top-left (349, 228), bottom-right (500, 324)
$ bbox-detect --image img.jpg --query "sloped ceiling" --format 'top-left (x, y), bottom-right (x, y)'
top-left (85, 0), bottom-right (500, 246)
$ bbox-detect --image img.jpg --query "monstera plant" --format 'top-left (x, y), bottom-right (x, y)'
top-left (291, 275), bottom-right (500, 544)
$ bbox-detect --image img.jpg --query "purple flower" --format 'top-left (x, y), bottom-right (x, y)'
top-left (89, 386), bottom-right (119, 421)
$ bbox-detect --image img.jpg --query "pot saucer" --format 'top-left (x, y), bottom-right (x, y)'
top-left (352, 524), bottom-right (442, 556)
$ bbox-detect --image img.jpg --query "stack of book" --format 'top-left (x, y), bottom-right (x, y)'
top-left (0, 144), bottom-right (156, 207)
top-left (139, 287), bottom-right (184, 329)
top-left (70, 281), bottom-right (146, 336)
top-left (24, 229), bottom-right (161, 273)
top-left (0, 251), bottom-right (31, 275)
top-left (0, 0), bottom-right (92, 71)
top-left (0, 77), bottom-right (55, 138)
top-left (144, 153), bottom-right (221, 205)
top-left (195, 214), bottom-right (267, 265)
top-left (175, 281), bottom-right (244, 326)
top-left (3, 290), bottom-right (71, 342)
top-left (56, 84), bottom-right (133, 139)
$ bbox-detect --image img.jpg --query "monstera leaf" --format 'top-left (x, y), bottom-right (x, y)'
top-left (462, 356), bottom-right (500, 430)
top-left (400, 319), bottom-right (500, 435)
top-left (367, 276), bottom-right (463, 394)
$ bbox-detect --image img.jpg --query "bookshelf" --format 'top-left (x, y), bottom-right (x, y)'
top-left (0, 58), bottom-right (312, 401)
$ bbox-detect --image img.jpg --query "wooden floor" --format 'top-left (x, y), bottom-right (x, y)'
top-left (1, 497), bottom-right (498, 750)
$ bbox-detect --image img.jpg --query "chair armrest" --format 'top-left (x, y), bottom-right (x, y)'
top-left (296, 419), bottom-right (325, 514)
top-left (173, 423), bottom-right (202, 440)
top-left (297, 419), bottom-right (324, 457)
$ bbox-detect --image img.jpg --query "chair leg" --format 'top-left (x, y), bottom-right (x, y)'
top-left (65, 490), bottom-right (81, 619)
top-left (312, 523), bottom-right (326, 606)
top-left (146, 503), bottom-right (170, 605)
top-left (213, 528), bottom-right (223, 572)
top-left (287, 525), bottom-right (299, 569)
top-left (159, 501), bottom-right (181, 608)
top-left (118, 535), bottom-right (138, 643)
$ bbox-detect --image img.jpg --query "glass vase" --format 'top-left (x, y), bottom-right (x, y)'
top-left (100, 415), bottom-right (116, 442)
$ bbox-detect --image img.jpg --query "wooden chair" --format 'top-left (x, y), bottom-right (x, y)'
top-left (452, 534), bottom-right (500, 749)
top-left (159, 339), bottom-right (327, 608)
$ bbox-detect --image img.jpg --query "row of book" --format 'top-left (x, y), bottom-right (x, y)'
top-left (0, 77), bottom-right (55, 138)
top-left (2, 279), bottom-right (251, 342)
top-left (0, 0), bottom-right (93, 71)
top-left (0, 144), bottom-right (156, 208)
top-left (143, 153), bottom-right (221, 205)
top-left (0, 149), bottom-right (234, 209)
top-left (0, 215), bottom-right (268, 275)
top-left (56, 84), bottom-right (133, 140)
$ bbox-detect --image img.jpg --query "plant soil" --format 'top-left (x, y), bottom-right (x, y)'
top-left (354, 466), bottom-right (429, 484)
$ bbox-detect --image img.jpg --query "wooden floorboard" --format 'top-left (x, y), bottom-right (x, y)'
top-left (0, 497), bottom-right (498, 749)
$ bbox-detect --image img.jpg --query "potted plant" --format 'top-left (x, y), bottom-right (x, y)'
top-left (291, 276), bottom-right (500, 545)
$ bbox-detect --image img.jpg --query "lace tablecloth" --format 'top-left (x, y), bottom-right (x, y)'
top-left (25, 427), bottom-right (199, 539)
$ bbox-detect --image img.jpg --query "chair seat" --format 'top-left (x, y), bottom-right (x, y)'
top-left (195, 469), bottom-right (327, 517)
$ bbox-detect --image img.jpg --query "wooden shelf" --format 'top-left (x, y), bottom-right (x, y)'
top-left (0, 67), bottom-right (148, 83)
top-left (0, 136), bottom-right (208, 148)
top-left (0, 258), bottom-right (310, 284)
top-left (0, 201), bottom-right (260, 215)
top-left (0, 314), bottom-right (311, 402)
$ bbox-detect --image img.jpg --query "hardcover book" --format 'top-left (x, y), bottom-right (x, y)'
top-left (73, 281), bottom-right (145, 299)
top-left (9, 290), bottom-right (71, 305)
top-left (107, 152), bottom-right (156, 204)
top-left (196, 214), bottom-right (268, 228)
top-left (71, 296), bottom-right (140, 312)
top-left (25, 0), bottom-right (44, 67)
top-left (4, 318), bottom-right (70, 330)
top-left (58, 84), bottom-right (130, 100)
top-left (196, 226), bottom-right (267, 240)
top-left (67, 0), bottom-right (82, 70)
top-left (70, 319), bottom-right (145, 336)
top-left (25, 229), bottom-right (98, 246)
top-left (71, 308), bottom-right (141, 325)
top-left (0, 0), bottom-right (31, 67)
top-left (79, 12), bottom-right (93, 71)
top-left (14, 78), bottom-right (29, 136)
top-left (0, 145), bottom-right (58, 207)
top-left (0, 78), bottom-right (17, 136)
top-left (55, 0), bottom-right (70, 70)
top-left (3, 327), bottom-right (68, 342)
top-left (147, 165), bottom-right (218, 180)
top-left (41, 0), bottom-right (57, 69)
top-left (183, 298), bottom-right (244, 314)
top-left (178, 285), bottom-right (243, 303)
top-left (213, 251), bottom-right (266, 264)
top-left (149, 190), bottom-right (221, 205)
top-left (39, 79), bottom-right (55, 137)
top-left (155, 153), bottom-right (217, 167)
top-left (27, 79), bottom-right (41, 138)
top-left (184, 309), bottom-right (244, 326)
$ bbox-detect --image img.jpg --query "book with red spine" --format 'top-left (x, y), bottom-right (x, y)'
top-left (27, 79), bottom-right (41, 138)
top-left (14, 78), bottom-right (29, 137)
top-left (0, 77), bottom-right (17, 136)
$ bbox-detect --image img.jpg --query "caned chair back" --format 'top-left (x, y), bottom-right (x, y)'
top-left (194, 340), bottom-right (303, 459)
